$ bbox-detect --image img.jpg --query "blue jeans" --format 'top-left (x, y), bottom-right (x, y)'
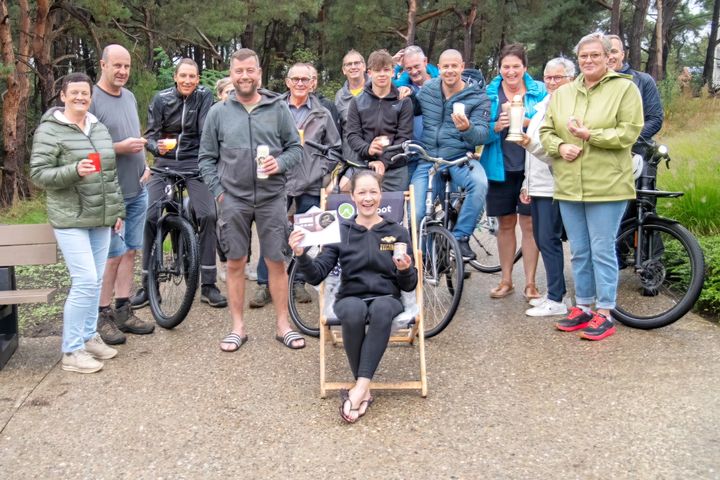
top-left (257, 193), bottom-right (319, 285)
top-left (558, 200), bottom-right (627, 310)
top-left (108, 188), bottom-right (147, 258)
top-left (54, 227), bottom-right (111, 353)
top-left (531, 197), bottom-right (566, 302)
top-left (411, 159), bottom-right (488, 239)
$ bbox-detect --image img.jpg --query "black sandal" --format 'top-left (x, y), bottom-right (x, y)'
top-left (339, 398), bottom-right (359, 423)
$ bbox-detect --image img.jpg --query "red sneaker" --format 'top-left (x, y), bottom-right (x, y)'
top-left (555, 307), bottom-right (594, 332)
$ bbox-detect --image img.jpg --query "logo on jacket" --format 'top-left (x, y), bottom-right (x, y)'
top-left (379, 235), bottom-right (397, 251)
top-left (338, 203), bottom-right (355, 219)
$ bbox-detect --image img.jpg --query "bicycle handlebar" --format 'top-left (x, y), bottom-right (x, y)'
top-left (303, 140), bottom-right (343, 162)
top-left (149, 166), bottom-right (201, 179)
top-left (390, 141), bottom-right (472, 167)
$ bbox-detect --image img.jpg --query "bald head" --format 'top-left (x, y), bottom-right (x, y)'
top-left (439, 49), bottom-right (463, 64)
top-left (99, 44), bottom-right (131, 93)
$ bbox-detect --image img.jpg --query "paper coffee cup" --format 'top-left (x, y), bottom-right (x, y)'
top-left (378, 136), bottom-right (390, 147)
top-left (393, 242), bottom-right (407, 260)
top-left (453, 103), bottom-right (465, 116)
top-left (162, 138), bottom-right (177, 150)
top-left (88, 152), bottom-right (101, 172)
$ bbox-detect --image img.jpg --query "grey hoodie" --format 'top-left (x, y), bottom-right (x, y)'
top-left (198, 90), bottom-right (303, 205)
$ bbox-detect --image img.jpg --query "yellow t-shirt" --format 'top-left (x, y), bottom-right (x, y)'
top-left (350, 87), bottom-right (363, 96)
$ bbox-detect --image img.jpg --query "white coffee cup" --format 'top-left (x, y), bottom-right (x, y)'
top-left (453, 103), bottom-right (466, 116)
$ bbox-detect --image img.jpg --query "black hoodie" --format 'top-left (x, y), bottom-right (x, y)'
top-left (297, 217), bottom-right (417, 300)
top-left (345, 82), bottom-right (414, 169)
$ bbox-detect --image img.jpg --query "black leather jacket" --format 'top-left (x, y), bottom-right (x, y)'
top-left (145, 85), bottom-right (214, 167)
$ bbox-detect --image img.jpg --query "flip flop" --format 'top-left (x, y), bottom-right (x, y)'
top-left (220, 333), bottom-right (248, 352)
top-left (276, 330), bottom-right (305, 350)
top-left (358, 396), bottom-right (375, 418)
top-left (339, 398), bottom-right (359, 424)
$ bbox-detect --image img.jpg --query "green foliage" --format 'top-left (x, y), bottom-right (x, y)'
top-left (696, 236), bottom-right (720, 317)
top-left (657, 102), bottom-right (720, 236)
top-left (154, 48), bottom-right (176, 91)
top-left (0, 194), bottom-right (48, 224)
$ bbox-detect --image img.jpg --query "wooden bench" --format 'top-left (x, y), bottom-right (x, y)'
top-left (0, 224), bottom-right (58, 369)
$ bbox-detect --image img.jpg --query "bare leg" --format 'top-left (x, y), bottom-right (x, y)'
top-left (266, 259), bottom-right (304, 348)
top-left (222, 257), bottom-right (247, 350)
top-left (114, 250), bottom-right (137, 298)
top-left (496, 214), bottom-right (519, 285)
top-left (519, 214), bottom-right (540, 291)
top-left (99, 256), bottom-right (121, 306)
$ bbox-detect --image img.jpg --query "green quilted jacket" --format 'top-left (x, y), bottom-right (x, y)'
top-left (30, 108), bottom-right (125, 228)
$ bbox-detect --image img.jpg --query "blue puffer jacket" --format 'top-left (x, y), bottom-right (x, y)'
top-left (480, 73), bottom-right (547, 181)
top-left (393, 64), bottom-right (440, 87)
top-left (415, 73), bottom-right (491, 161)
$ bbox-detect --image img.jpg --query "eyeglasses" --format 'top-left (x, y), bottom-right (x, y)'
top-left (288, 77), bottom-right (312, 85)
top-left (578, 53), bottom-right (604, 61)
top-left (544, 75), bottom-right (570, 83)
top-left (343, 61), bottom-right (364, 68)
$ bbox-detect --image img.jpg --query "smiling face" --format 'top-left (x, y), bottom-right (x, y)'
top-left (60, 81), bottom-right (92, 116)
top-left (500, 54), bottom-right (527, 89)
top-left (403, 52), bottom-right (428, 86)
top-left (368, 64), bottom-right (393, 90)
top-left (285, 65), bottom-right (312, 102)
top-left (342, 52), bottom-right (365, 82)
top-left (99, 46), bottom-right (131, 93)
top-left (543, 64), bottom-right (572, 94)
top-left (230, 56), bottom-right (262, 100)
top-left (607, 37), bottom-right (625, 72)
top-left (350, 174), bottom-right (382, 219)
top-left (438, 51), bottom-right (465, 91)
top-left (577, 40), bottom-right (609, 83)
top-left (174, 63), bottom-right (199, 97)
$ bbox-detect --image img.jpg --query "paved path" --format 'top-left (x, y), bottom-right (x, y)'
top-left (1, 266), bottom-right (719, 479)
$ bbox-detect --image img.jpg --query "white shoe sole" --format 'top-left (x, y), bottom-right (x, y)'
top-left (86, 349), bottom-right (118, 360)
top-left (62, 363), bottom-right (103, 374)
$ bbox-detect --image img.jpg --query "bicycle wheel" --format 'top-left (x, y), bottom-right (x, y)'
top-left (468, 211), bottom-right (522, 273)
top-left (287, 258), bottom-right (321, 337)
top-left (614, 219), bottom-right (705, 329)
top-left (422, 225), bottom-right (464, 338)
top-left (148, 215), bottom-right (200, 329)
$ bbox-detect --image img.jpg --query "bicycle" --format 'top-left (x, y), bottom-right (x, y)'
top-left (146, 166), bottom-right (201, 329)
top-left (467, 209), bottom-right (522, 273)
top-left (613, 142), bottom-right (705, 329)
top-left (392, 141), bottom-right (469, 338)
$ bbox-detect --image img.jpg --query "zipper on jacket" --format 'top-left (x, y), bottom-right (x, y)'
top-left (176, 97), bottom-right (187, 162)
top-left (82, 127), bottom-right (108, 224)
top-left (248, 112), bottom-right (256, 206)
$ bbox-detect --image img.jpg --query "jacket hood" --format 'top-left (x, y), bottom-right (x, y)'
top-left (573, 68), bottom-right (633, 90)
top-left (42, 107), bottom-right (99, 127)
top-left (487, 71), bottom-right (544, 97)
top-left (461, 68), bottom-right (486, 89)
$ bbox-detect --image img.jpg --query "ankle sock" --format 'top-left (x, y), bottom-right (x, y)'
top-left (115, 298), bottom-right (130, 309)
top-left (578, 305), bottom-right (591, 313)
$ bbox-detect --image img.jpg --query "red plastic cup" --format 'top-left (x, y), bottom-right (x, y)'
top-left (88, 152), bottom-right (101, 172)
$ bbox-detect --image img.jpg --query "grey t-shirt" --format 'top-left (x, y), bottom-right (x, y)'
top-left (89, 86), bottom-right (146, 199)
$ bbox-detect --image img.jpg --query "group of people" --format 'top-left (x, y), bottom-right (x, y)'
top-left (28, 29), bottom-right (662, 422)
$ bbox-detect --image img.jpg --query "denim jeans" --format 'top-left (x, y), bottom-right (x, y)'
top-left (54, 227), bottom-right (111, 352)
top-left (108, 188), bottom-right (147, 258)
top-left (411, 159), bottom-right (488, 239)
top-left (558, 200), bottom-right (627, 310)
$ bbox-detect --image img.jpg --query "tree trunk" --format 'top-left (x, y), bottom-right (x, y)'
top-left (654, 0), bottom-right (663, 80)
top-left (703, 0), bottom-right (720, 89)
top-left (33, 0), bottom-right (55, 112)
top-left (628, 0), bottom-right (650, 69)
top-left (427, 13), bottom-right (440, 60)
top-left (610, 0), bottom-right (622, 34)
top-left (0, 0), bottom-right (33, 208)
top-left (454, 0), bottom-right (478, 65)
top-left (406, 0), bottom-right (417, 46)
top-left (647, 0), bottom-right (680, 79)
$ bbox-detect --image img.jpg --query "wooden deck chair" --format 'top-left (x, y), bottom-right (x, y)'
top-left (317, 186), bottom-right (427, 398)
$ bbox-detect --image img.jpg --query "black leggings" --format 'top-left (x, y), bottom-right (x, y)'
top-left (333, 296), bottom-right (404, 380)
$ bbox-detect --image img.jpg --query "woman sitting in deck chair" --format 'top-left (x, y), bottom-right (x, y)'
top-left (289, 171), bottom-right (418, 423)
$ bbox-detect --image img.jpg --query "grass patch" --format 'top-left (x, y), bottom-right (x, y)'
top-left (0, 193), bottom-right (47, 225)
top-left (656, 98), bottom-right (720, 236)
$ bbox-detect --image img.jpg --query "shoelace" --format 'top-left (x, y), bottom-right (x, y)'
top-left (587, 314), bottom-right (608, 329)
top-left (567, 307), bottom-right (586, 320)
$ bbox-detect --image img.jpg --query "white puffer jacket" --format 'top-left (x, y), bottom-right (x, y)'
top-left (522, 97), bottom-right (554, 198)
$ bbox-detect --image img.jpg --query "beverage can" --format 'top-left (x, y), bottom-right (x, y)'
top-left (393, 242), bottom-right (407, 260)
top-left (256, 144), bottom-right (269, 179)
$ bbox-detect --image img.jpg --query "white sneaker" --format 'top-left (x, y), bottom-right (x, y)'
top-left (245, 264), bottom-right (257, 281)
top-left (84, 334), bottom-right (118, 360)
top-left (529, 294), bottom-right (547, 307)
top-left (62, 349), bottom-right (103, 374)
top-left (525, 298), bottom-right (568, 317)
top-left (217, 257), bottom-right (227, 283)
